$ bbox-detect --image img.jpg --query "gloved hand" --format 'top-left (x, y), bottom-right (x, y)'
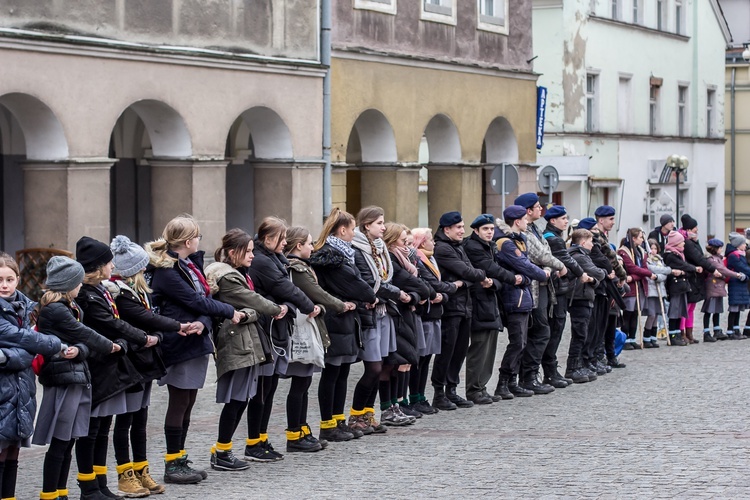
top-left (738, 272), bottom-right (747, 282)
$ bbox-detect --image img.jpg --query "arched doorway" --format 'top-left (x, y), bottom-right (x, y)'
top-left (109, 100), bottom-right (192, 242)
top-left (481, 116), bottom-right (518, 213)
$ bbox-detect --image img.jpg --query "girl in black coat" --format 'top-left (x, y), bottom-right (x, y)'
top-left (107, 235), bottom-right (191, 495)
top-left (34, 256), bottom-right (121, 500)
top-left (309, 208), bottom-right (377, 442)
top-left (246, 217), bottom-right (316, 460)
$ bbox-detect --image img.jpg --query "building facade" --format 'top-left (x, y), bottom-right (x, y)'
top-left (0, 0), bottom-right (325, 255)
top-left (330, 0), bottom-right (539, 230)
top-left (533, 0), bottom-right (729, 241)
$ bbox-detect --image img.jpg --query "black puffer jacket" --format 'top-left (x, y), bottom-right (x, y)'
top-left (433, 230), bottom-right (486, 318)
top-left (309, 244), bottom-right (377, 358)
top-left (683, 236), bottom-right (714, 303)
top-left (416, 256), bottom-right (455, 321)
top-left (36, 301), bottom-right (115, 388)
top-left (387, 253), bottom-right (430, 365)
top-left (77, 283), bottom-right (147, 406)
top-left (463, 233), bottom-right (515, 330)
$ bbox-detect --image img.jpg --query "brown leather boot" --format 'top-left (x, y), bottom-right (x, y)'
top-left (681, 330), bottom-right (689, 345)
top-left (685, 327), bottom-right (699, 344)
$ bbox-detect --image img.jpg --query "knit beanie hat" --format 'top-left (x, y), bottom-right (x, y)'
top-left (45, 256), bottom-right (85, 292)
top-left (76, 236), bottom-right (114, 273)
top-left (680, 213), bottom-right (698, 231)
top-left (729, 232), bottom-right (746, 249)
top-left (111, 235), bottom-right (149, 277)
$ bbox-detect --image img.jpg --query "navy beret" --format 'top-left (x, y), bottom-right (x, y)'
top-left (544, 205), bottom-right (567, 221)
top-left (594, 205), bottom-right (616, 217)
top-left (503, 205), bottom-right (527, 221)
top-left (514, 192), bottom-right (539, 209)
top-left (438, 211), bottom-right (462, 228)
top-left (707, 238), bottom-right (724, 248)
top-left (578, 217), bottom-right (596, 230)
top-left (470, 213), bottom-right (495, 229)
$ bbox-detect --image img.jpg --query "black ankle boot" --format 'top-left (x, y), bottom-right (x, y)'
top-left (507, 375), bottom-right (533, 397)
top-left (494, 374), bottom-right (514, 400)
top-left (432, 387), bottom-right (457, 411)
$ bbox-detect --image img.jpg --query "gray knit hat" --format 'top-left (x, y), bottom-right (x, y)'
top-left (45, 256), bottom-right (85, 292)
top-left (110, 235), bottom-right (149, 277)
top-left (729, 232), bottom-right (747, 249)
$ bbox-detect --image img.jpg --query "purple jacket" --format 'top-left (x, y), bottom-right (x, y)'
top-left (704, 254), bottom-right (737, 299)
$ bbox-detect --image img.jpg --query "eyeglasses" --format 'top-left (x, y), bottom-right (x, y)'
top-left (196, 234), bottom-right (203, 241)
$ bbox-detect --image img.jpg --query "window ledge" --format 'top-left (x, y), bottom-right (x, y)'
top-left (589, 14), bottom-right (690, 41)
top-left (354, 0), bottom-right (397, 16)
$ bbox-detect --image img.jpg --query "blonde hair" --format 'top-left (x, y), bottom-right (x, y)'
top-left (410, 228), bottom-right (432, 250)
top-left (83, 267), bottom-right (109, 286)
top-left (0, 252), bottom-right (19, 277)
top-left (40, 289), bottom-right (78, 307)
top-left (383, 222), bottom-right (408, 248)
top-left (148, 214), bottom-right (201, 257)
top-left (315, 207), bottom-right (355, 251)
top-left (125, 271), bottom-right (152, 295)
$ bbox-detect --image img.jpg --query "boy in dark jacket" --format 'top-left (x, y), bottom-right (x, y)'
top-left (493, 206), bottom-right (549, 399)
top-left (565, 229), bottom-right (605, 383)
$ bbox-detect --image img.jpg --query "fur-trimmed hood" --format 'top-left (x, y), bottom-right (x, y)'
top-left (309, 244), bottom-right (348, 269)
top-left (204, 261), bottom-right (243, 296)
top-left (145, 240), bottom-right (177, 269)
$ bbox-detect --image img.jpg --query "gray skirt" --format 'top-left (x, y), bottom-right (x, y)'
top-left (32, 384), bottom-right (91, 445)
top-left (0, 438), bottom-right (30, 452)
top-left (216, 366), bottom-right (259, 403)
top-left (420, 319), bottom-right (442, 356)
top-left (668, 293), bottom-right (689, 319)
top-left (324, 354), bottom-right (358, 367)
top-left (91, 382), bottom-right (152, 417)
top-left (359, 314), bottom-right (396, 362)
top-left (645, 297), bottom-right (666, 317)
top-left (414, 316), bottom-right (426, 352)
top-left (701, 297), bottom-right (725, 314)
top-left (158, 355), bottom-right (210, 390)
top-left (728, 304), bottom-right (747, 313)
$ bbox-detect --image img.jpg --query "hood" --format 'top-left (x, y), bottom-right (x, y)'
top-left (569, 245), bottom-right (590, 256)
top-left (544, 222), bottom-right (563, 237)
top-left (309, 244), bottom-right (348, 269)
top-left (204, 262), bottom-right (242, 295)
top-left (145, 241), bottom-right (177, 269)
top-left (287, 256), bottom-right (311, 273)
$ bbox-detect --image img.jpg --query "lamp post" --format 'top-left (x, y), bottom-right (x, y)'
top-left (666, 154), bottom-right (689, 223)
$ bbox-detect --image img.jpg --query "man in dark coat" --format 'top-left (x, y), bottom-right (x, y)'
top-left (463, 213), bottom-right (519, 405)
top-left (431, 211), bottom-right (489, 411)
top-left (648, 214), bottom-right (675, 254)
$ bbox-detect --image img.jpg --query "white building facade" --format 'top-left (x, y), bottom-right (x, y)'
top-left (533, 0), bottom-right (730, 241)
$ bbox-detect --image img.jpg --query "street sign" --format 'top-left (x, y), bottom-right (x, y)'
top-left (537, 165), bottom-right (559, 196)
top-left (490, 163), bottom-right (519, 210)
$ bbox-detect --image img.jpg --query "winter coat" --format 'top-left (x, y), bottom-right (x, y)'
top-left (287, 256), bottom-right (349, 351)
top-left (463, 232), bottom-right (513, 331)
top-left (0, 294), bottom-right (62, 443)
top-left (683, 237), bottom-right (715, 303)
top-left (591, 229), bottom-right (627, 282)
top-left (433, 230), bottom-right (486, 318)
top-left (415, 254), bottom-right (455, 321)
top-left (703, 254), bottom-right (734, 299)
top-left (617, 246), bottom-right (652, 299)
top-left (494, 226), bottom-right (548, 313)
top-left (568, 246), bottom-right (606, 305)
top-left (523, 222), bottom-right (565, 306)
top-left (647, 226), bottom-right (670, 254)
top-left (663, 251), bottom-right (697, 300)
top-left (646, 254), bottom-right (671, 299)
top-left (76, 283), bottom-right (148, 406)
top-left (205, 262), bottom-right (282, 380)
top-left (309, 243), bottom-right (377, 358)
top-left (146, 247), bottom-right (235, 367)
top-left (387, 253), bottom-right (431, 365)
top-left (104, 280), bottom-right (175, 382)
top-left (543, 223), bottom-right (584, 296)
top-left (725, 244), bottom-right (750, 306)
top-left (352, 246), bottom-right (401, 330)
top-left (36, 301), bottom-right (114, 388)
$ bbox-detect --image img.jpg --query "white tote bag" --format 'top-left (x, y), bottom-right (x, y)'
top-left (290, 309), bottom-right (325, 368)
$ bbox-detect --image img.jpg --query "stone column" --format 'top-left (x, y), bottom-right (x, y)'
top-left (253, 160), bottom-right (324, 236)
top-left (426, 164), bottom-right (482, 230)
top-left (23, 158), bottom-right (115, 251)
top-left (358, 164), bottom-right (420, 228)
top-left (148, 158), bottom-right (229, 251)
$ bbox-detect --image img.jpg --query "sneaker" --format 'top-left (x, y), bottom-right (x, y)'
top-left (262, 441), bottom-right (284, 460)
top-left (210, 449), bottom-right (251, 471)
top-left (181, 455), bottom-right (207, 480)
top-left (163, 457), bottom-right (202, 485)
top-left (243, 443), bottom-right (281, 463)
top-left (364, 411), bottom-right (388, 434)
top-left (398, 402), bottom-right (423, 419)
top-left (381, 406), bottom-right (412, 426)
top-left (345, 415), bottom-right (372, 437)
top-left (412, 400), bottom-right (439, 415)
top-left (393, 404), bottom-right (417, 424)
top-left (320, 423), bottom-right (355, 442)
top-left (597, 360), bottom-right (612, 373)
top-left (117, 469), bottom-right (150, 497)
top-left (134, 466), bottom-right (165, 494)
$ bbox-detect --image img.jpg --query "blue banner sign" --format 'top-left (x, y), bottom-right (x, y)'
top-left (536, 86), bottom-right (547, 150)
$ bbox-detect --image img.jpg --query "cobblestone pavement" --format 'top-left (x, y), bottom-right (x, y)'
top-left (17, 327), bottom-right (750, 499)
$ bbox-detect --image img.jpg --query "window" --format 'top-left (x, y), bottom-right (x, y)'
top-left (586, 73), bottom-right (599, 132)
top-left (632, 0), bottom-right (641, 24)
top-left (421, 0), bottom-right (457, 25)
top-left (477, 0), bottom-right (508, 34)
top-left (354, 0), bottom-right (397, 15)
top-left (618, 75), bottom-right (632, 133)
top-left (706, 88), bottom-right (716, 137)
top-left (649, 83), bottom-right (660, 135)
top-left (611, 0), bottom-right (620, 20)
top-left (656, 0), bottom-right (666, 30)
top-left (678, 85), bottom-right (688, 136)
top-left (675, 0), bottom-right (684, 34)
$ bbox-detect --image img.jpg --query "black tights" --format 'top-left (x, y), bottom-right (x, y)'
top-left (113, 407), bottom-right (149, 465)
top-left (375, 363), bottom-right (395, 408)
top-left (351, 360), bottom-right (382, 411)
top-left (217, 399), bottom-right (249, 444)
top-left (703, 313), bottom-right (721, 330)
top-left (76, 416), bottom-right (112, 475)
top-left (408, 355), bottom-right (432, 398)
top-left (397, 370), bottom-right (409, 400)
top-left (622, 310), bottom-right (639, 340)
top-left (318, 362), bottom-right (351, 420)
top-left (247, 374), bottom-right (278, 439)
top-left (42, 438), bottom-right (75, 493)
top-left (729, 312), bottom-right (741, 333)
top-left (286, 375), bottom-right (312, 430)
top-left (0, 445), bottom-right (19, 498)
top-left (164, 386), bottom-right (198, 454)
top-left (668, 318), bottom-right (683, 333)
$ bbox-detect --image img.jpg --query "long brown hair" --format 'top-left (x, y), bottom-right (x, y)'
top-left (356, 206), bottom-right (385, 261)
top-left (257, 217), bottom-right (287, 251)
top-left (215, 229), bottom-right (253, 268)
top-left (314, 207), bottom-right (355, 251)
top-left (284, 227), bottom-right (311, 256)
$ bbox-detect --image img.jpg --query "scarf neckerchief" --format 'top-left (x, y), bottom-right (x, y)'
top-left (326, 235), bottom-right (356, 265)
top-left (352, 229), bottom-right (394, 292)
top-left (418, 248), bottom-right (441, 280)
top-left (391, 245), bottom-right (418, 277)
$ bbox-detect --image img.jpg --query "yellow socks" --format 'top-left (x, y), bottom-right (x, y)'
top-left (132, 461), bottom-right (148, 472)
top-left (164, 452), bottom-right (181, 462)
top-left (246, 437), bottom-right (261, 446)
top-left (76, 472), bottom-right (96, 482)
top-left (115, 462), bottom-right (133, 475)
top-left (39, 492), bottom-right (58, 500)
top-left (320, 419), bottom-right (337, 429)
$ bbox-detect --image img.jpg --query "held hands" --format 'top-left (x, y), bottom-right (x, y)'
top-left (738, 272), bottom-right (747, 282)
top-left (514, 274), bottom-right (523, 285)
top-left (695, 266), bottom-right (703, 274)
top-left (544, 270), bottom-right (551, 279)
top-left (145, 335), bottom-right (159, 348)
top-left (231, 310), bottom-right (244, 324)
top-left (608, 271), bottom-right (616, 280)
top-left (399, 291), bottom-right (411, 303)
top-left (111, 342), bottom-right (121, 354)
top-left (343, 302), bottom-right (357, 311)
top-left (61, 346), bottom-right (79, 359)
top-left (308, 305), bottom-right (321, 318)
top-left (430, 294), bottom-right (443, 304)
top-left (274, 305), bottom-right (289, 320)
top-left (558, 267), bottom-right (568, 277)
top-left (713, 270), bottom-right (722, 278)
top-left (671, 269), bottom-right (683, 276)
top-left (626, 276), bottom-right (633, 283)
top-left (481, 278), bottom-right (493, 289)
top-left (453, 280), bottom-right (464, 289)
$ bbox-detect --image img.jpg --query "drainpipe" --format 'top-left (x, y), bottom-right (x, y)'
top-left (321, 0), bottom-right (332, 216)
top-left (731, 66), bottom-right (736, 230)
